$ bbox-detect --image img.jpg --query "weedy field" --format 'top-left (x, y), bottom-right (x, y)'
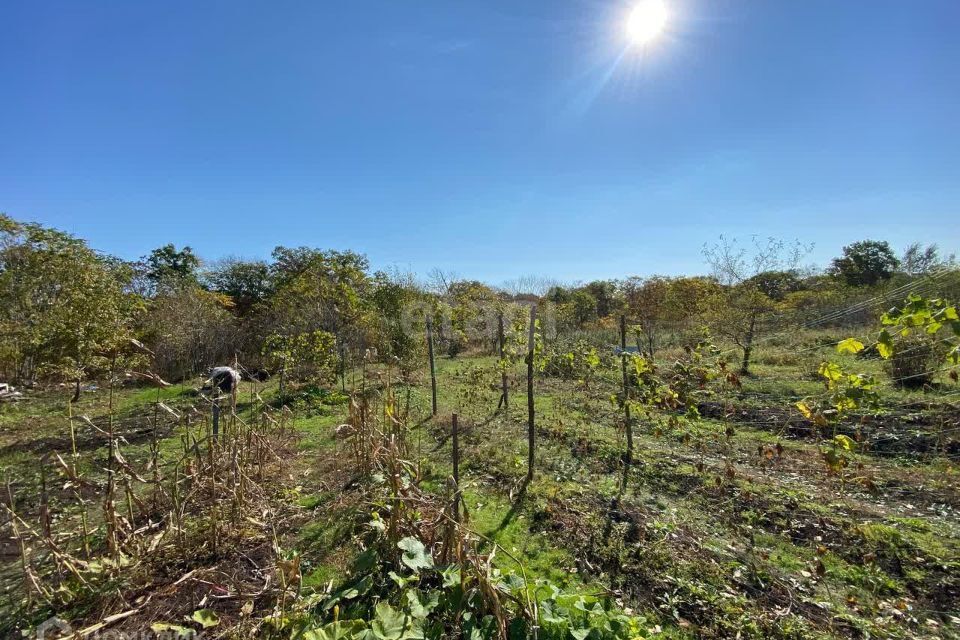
top-left (1, 314), bottom-right (958, 639)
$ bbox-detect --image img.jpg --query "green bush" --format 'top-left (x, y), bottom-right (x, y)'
top-left (540, 340), bottom-right (605, 381)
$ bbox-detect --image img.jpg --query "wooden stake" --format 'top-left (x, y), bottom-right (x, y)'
top-left (426, 314), bottom-right (438, 416)
top-left (452, 413), bottom-right (460, 521)
top-left (39, 455), bottom-right (51, 540)
top-left (526, 305), bottom-right (537, 482)
top-left (7, 479), bottom-right (32, 604)
top-left (212, 402), bottom-right (221, 443)
top-left (498, 313), bottom-right (508, 412)
top-left (152, 383), bottom-right (161, 506)
top-left (106, 355), bottom-right (118, 562)
top-left (620, 315), bottom-right (633, 465)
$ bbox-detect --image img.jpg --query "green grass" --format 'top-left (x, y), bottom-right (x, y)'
top-left (462, 487), bottom-right (587, 590)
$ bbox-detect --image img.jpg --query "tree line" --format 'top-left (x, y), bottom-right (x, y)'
top-left (0, 213), bottom-right (956, 395)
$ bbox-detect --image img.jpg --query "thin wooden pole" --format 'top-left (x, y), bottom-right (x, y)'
top-left (212, 402), bottom-right (221, 443)
top-left (620, 315), bottom-right (633, 465)
top-left (498, 313), bottom-right (508, 412)
top-left (106, 354), bottom-right (118, 561)
top-left (7, 479), bottom-right (31, 604)
top-left (426, 314), bottom-right (437, 416)
top-left (340, 339), bottom-right (346, 392)
top-left (452, 413), bottom-right (460, 521)
top-left (39, 455), bottom-right (51, 540)
top-left (526, 305), bottom-right (537, 483)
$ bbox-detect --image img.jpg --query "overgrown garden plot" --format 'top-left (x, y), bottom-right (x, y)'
top-left (2, 317), bottom-right (958, 638)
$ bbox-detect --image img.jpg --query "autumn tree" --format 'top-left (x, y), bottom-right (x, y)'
top-left (264, 247), bottom-right (373, 339)
top-left (703, 236), bottom-right (811, 374)
top-left (744, 270), bottom-right (802, 301)
top-left (620, 275), bottom-right (720, 357)
top-left (262, 329), bottom-right (337, 390)
top-left (545, 285), bottom-right (572, 305)
top-left (243, 247), bottom-right (375, 382)
top-left (622, 276), bottom-right (671, 357)
top-left (569, 290), bottom-right (599, 327)
top-left (500, 275), bottom-right (559, 298)
top-left (663, 276), bottom-right (721, 331)
top-left (445, 280), bottom-right (499, 355)
top-left (138, 286), bottom-right (238, 381)
top-left (0, 215), bottom-right (139, 396)
top-left (370, 268), bottom-right (426, 365)
top-left (205, 257), bottom-right (274, 316)
top-left (584, 280), bottom-right (620, 318)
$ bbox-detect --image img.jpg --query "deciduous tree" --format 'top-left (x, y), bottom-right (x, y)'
top-left (0, 215), bottom-right (139, 394)
top-left (205, 257), bottom-right (273, 316)
top-left (144, 243), bottom-right (201, 290)
top-left (830, 240), bottom-right (899, 287)
top-left (703, 236), bottom-right (811, 374)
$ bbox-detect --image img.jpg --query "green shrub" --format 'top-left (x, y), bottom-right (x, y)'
top-left (540, 340), bottom-right (605, 381)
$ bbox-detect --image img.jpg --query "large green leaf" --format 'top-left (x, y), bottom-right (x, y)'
top-left (398, 537), bottom-right (434, 573)
top-left (370, 602), bottom-right (423, 640)
top-left (876, 329), bottom-right (894, 359)
top-left (304, 620), bottom-right (369, 640)
top-left (836, 338), bottom-right (865, 355)
top-left (406, 589), bottom-right (440, 620)
top-left (190, 609), bottom-right (220, 629)
top-left (353, 548), bottom-right (379, 573)
top-left (834, 434), bottom-right (856, 451)
top-left (818, 361), bottom-right (843, 382)
top-left (440, 565), bottom-right (461, 588)
top-left (151, 623), bottom-right (195, 638)
top-left (324, 574), bottom-right (374, 611)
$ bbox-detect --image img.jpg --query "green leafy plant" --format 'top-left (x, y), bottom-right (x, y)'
top-left (876, 294), bottom-right (960, 386)
top-left (796, 342), bottom-right (879, 476)
top-left (304, 535), bottom-right (649, 640)
top-left (263, 330), bottom-right (338, 390)
top-left (191, 608), bottom-right (221, 629)
top-left (540, 340), bottom-right (603, 387)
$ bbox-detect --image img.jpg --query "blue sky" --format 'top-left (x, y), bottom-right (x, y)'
top-left (2, 0), bottom-right (958, 284)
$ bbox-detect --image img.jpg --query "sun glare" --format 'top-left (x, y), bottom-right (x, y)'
top-left (626, 0), bottom-right (668, 46)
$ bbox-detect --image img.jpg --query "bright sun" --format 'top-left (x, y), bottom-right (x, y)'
top-left (626, 0), bottom-right (668, 46)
